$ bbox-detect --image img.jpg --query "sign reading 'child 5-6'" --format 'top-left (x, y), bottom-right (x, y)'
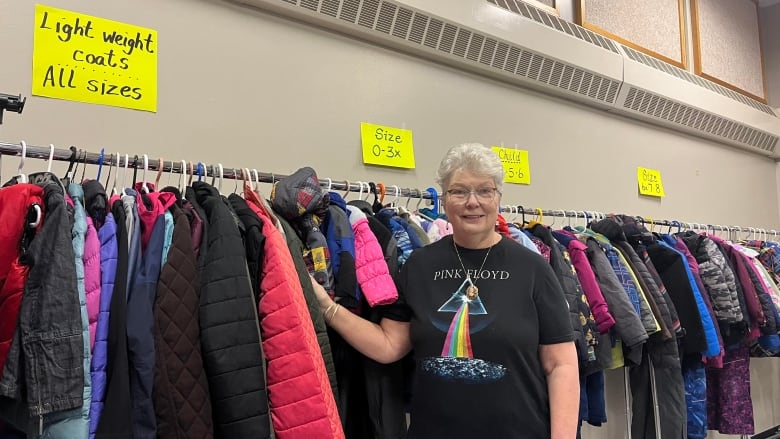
top-left (360, 122), bottom-right (416, 169)
top-left (32, 4), bottom-right (158, 112)
top-left (491, 146), bottom-right (531, 185)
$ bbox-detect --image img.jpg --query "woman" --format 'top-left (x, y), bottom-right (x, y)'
top-left (311, 143), bottom-right (579, 438)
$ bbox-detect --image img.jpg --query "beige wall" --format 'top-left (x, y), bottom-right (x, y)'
top-left (761, 3), bottom-right (780, 108)
top-left (0, 0), bottom-right (779, 437)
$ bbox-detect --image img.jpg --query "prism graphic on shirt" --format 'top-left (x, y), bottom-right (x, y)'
top-left (421, 277), bottom-right (507, 383)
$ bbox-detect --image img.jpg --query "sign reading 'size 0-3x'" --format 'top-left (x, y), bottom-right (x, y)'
top-left (360, 122), bottom-right (416, 169)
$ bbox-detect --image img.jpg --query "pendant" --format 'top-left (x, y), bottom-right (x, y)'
top-left (466, 284), bottom-right (479, 300)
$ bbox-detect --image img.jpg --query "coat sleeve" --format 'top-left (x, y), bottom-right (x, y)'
top-left (585, 240), bottom-right (649, 350)
top-left (352, 218), bottom-right (398, 306)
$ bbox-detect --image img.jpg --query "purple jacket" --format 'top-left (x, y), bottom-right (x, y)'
top-left (89, 213), bottom-right (118, 439)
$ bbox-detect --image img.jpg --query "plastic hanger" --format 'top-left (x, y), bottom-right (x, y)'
top-left (425, 187), bottom-right (439, 215)
top-left (121, 154), bottom-right (129, 192)
top-left (377, 182), bottom-right (386, 205)
top-left (252, 169), bottom-right (260, 192)
top-left (342, 180), bottom-right (351, 199)
top-left (356, 181), bottom-right (365, 200)
top-left (232, 168), bottom-right (240, 194)
top-left (79, 149), bottom-right (88, 183)
top-left (391, 186), bottom-right (400, 207)
top-left (364, 182), bottom-right (372, 201)
top-left (17, 140), bottom-right (28, 183)
top-left (141, 154), bottom-right (150, 193)
top-left (95, 148), bottom-right (105, 181)
top-left (405, 188), bottom-right (414, 209)
top-left (179, 160), bottom-right (187, 193)
top-left (415, 188), bottom-right (425, 210)
top-left (62, 146), bottom-right (78, 182)
top-left (72, 150), bottom-right (83, 183)
top-left (242, 168), bottom-right (251, 194)
top-left (131, 155), bottom-right (139, 188)
top-left (154, 157), bottom-right (164, 189)
top-left (45, 144), bottom-right (55, 173)
top-left (196, 162), bottom-right (204, 182)
top-left (187, 161), bottom-right (194, 186)
top-left (216, 164), bottom-right (223, 193)
top-left (324, 178), bottom-right (332, 192)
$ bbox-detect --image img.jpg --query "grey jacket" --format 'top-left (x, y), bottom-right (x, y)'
top-left (581, 237), bottom-right (648, 365)
top-left (679, 232), bottom-right (743, 323)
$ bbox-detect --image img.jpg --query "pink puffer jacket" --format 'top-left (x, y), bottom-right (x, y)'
top-left (84, 216), bottom-right (102, 351)
top-left (345, 206), bottom-right (398, 306)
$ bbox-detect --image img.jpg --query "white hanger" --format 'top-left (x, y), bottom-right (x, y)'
top-left (178, 160), bottom-right (187, 193)
top-left (17, 141), bottom-right (28, 183)
top-left (391, 185), bottom-right (400, 207)
top-left (141, 154), bottom-right (150, 193)
top-left (356, 181), bottom-right (365, 200)
top-left (217, 163), bottom-right (224, 193)
top-left (46, 144), bottom-right (55, 173)
top-left (29, 204), bottom-right (42, 228)
top-left (122, 154), bottom-right (129, 192)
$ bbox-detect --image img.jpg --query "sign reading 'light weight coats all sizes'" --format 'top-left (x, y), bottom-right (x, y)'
top-left (32, 4), bottom-right (158, 112)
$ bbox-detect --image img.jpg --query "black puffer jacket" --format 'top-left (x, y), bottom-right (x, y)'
top-left (192, 182), bottom-right (270, 438)
top-left (527, 224), bottom-right (585, 362)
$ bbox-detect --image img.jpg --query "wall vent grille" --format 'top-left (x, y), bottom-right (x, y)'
top-left (624, 87), bottom-right (778, 153)
top-left (268, 0), bottom-right (621, 104)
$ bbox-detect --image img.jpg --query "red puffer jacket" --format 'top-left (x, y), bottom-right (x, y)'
top-left (244, 187), bottom-right (344, 439)
top-left (0, 183), bottom-right (44, 373)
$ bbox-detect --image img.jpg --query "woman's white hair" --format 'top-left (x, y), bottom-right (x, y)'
top-left (435, 143), bottom-right (504, 192)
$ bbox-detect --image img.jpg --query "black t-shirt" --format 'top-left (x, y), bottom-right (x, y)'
top-left (384, 235), bottom-right (575, 439)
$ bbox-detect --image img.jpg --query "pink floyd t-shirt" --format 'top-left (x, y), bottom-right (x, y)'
top-left (383, 235), bottom-right (575, 439)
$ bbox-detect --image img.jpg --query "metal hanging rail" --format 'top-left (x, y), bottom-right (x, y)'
top-left (0, 140), bottom-right (433, 201)
top-left (498, 206), bottom-right (779, 240)
top-left (2, 140), bottom-right (777, 239)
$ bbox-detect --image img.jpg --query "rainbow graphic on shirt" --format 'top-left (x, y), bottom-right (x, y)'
top-left (441, 303), bottom-right (473, 357)
top-left (422, 276), bottom-right (507, 383)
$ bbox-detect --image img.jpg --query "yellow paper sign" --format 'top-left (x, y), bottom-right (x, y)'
top-left (637, 167), bottom-right (665, 197)
top-left (360, 122), bottom-right (415, 169)
top-left (491, 146), bottom-right (531, 185)
top-left (32, 4), bottom-right (158, 112)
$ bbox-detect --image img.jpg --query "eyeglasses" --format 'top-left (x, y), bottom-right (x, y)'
top-left (445, 187), bottom-right (500, 203)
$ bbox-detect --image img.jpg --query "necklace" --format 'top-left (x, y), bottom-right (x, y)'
top-left (452, 237), bottom-right (496, 300)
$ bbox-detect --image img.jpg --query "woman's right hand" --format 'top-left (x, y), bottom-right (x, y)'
top-left (309, 274), bottom-right (335, 313)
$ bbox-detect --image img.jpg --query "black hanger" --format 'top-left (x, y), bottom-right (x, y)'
top-left (519, 205), bottom-right (526, 226)
top-left (62, 146), bottom-right (78, 181)
top-left (79, 149), bottom-right (88, 183)
top-left (132, 155), bottom-right (139, 187)
top-left (104, 155), bottom-right (113, 188)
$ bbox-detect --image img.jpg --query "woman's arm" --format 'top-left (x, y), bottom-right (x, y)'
top-left (539, 341), bottom-right (579, 439)
top-left (311, 277), bottom-right (412, 364)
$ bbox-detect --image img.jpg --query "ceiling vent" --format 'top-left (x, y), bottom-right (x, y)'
top-left (233, 0), bottom-right (780, 157)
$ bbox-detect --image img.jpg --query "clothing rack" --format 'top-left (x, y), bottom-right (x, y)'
top-left (498, 206), bottom-right (779, 241)
top-left (0, 140), bottom-right (768, 439)
top-left (0, 141), bottom-right (434, 201)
